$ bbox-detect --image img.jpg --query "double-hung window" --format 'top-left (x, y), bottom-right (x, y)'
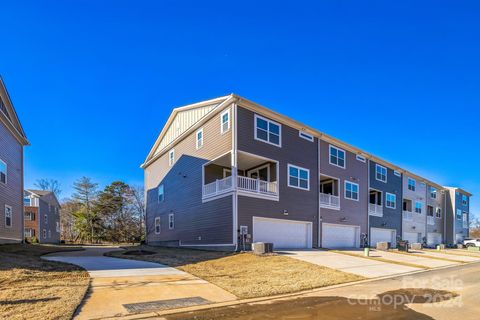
top-left (44, 214), bottom-right (48, 224)
top-left (155, 217), bottom-right (161, 234)
top-left (43, 229), bottom-right (46, 239)
top-left (196, 128), bottom-right (203, 149)
top-left (456, 209), bottom-right (462, 219)
top-left (386, 193), bottom-right (396, 209)
top-left (168, 149), bottom-right (175, 166)
top-left (461, 194), bottom-right (468, 206)
top-left (255, 115), bottom-right (281, 146)
top-left (329, 145), bottom-right (345, 168)
top-left (375, 164), bottom-right (387, 182)
top-left (436, 208), bottom-right (442, 218)
top-left (0, 159), bottom-right (6, 184)
top-left (158, 184), bottom-right (165, 202)
top-left (5, 205), bottom-right (12, 227)
top-left (221, 110), bottom-right (230, 134)
top-left (408, 178), bottom-right (416, 191)
top-left (287, 164), bottom-right (309, 190)
top-left (344, 181), bottom-right (359, 201)
top-left (168, 213), bottom-right (175, 230)
top-left (415, 201), bottom-right (422, 214)
top-left (430, 187), bottom-right (437, 199)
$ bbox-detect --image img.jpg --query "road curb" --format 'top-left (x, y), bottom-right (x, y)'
top-left (126, 260), bottom-right (480, 319)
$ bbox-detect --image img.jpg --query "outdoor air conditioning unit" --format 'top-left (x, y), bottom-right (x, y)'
top-left (252, 242), bottom-right (274, 254)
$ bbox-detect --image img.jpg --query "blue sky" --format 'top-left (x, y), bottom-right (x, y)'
top-left (0, 1), bottom-right (478, 216)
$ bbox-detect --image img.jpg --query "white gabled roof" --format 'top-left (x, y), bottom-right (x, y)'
top-left (0, 77), bottom-right (29, 146)
top-left (141, 95), bottom-right (234, 167)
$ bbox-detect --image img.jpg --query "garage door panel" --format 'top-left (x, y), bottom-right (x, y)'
top-left (403, 232), bottom-right (420, 244)
top-left (253, 217), bottom-right (312, 249)
top-left (427, 233), bottom-right (442, 246)
top-left (370, 228), bottom-right (396, 248)
top-left (322, 224), bottom-right (359, 248)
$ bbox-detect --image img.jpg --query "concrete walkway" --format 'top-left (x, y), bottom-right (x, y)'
top-left (409, 250), bottom-right (480, 262)
top-left (43, 246), bottom-right (236, 320)
top-left (280, 250), bottom-right (421, 278)
top-left (342, 249), bottom-right (460, 268)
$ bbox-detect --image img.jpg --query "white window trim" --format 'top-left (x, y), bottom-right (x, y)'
top-left (43, 229), bottom-right (46, 239)
top-left (247, 164), bottom-right (271, 181)
top-left (254, 114), bottom-right (282, 147)
top-left (435, 207), bottom-right (442, 219)
top-left (220, 109), bottom-right (230, 134)
top-left (4, 205), bottom-right (12, 228)
top-left (158, 184), bottom-right (165, 203)
top-left (394, 170), bottom-right (401, 177)
top-left (375, 164), bottom-right (387, 183)
top-left (196, 128), bottom-right (204, 150)
top-left (408, 178), bottom-right (416, 191)
top-left (0, 159), bottom-right (6, 184)
top-left (329, 145), bottom-right (346, 169)
top-left (461, 195), bottom-right (468, 206)
top-left (386, 192), bottom-right (396, 209)
top-left (356, 155), bottom-right (366, 163)
top-left (287, 164), bottom-right (310, 191)
top-left (344, 180), bottom-right (359, 201)
top-left (223, 168), bottom-right (232, 178)
top-left (155, 217), bottom-right (161, 234)
top-left (456, 209), bottom-right (462, 219)
top-left (298, 131), bottom-right (314, 142)
top-left (168, 213), bottom-right (175, 230)
top-left (415, 201), bottom-right (422, 214)
top-left (168, 149), bottom-right (175, 166)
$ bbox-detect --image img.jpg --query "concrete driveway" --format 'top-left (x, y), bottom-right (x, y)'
top-left (409, 250), bottom-right (480, 262)
top-left (347, 250), bottom-right (460, 268)
top-left (280, 250), bottom-right (421, 278)
top-left (43, 246), bottom-right (236, 319)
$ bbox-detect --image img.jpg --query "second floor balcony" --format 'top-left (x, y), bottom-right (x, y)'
top-left (403, 211), bottom-right (413, 221)
top-left (202, 151), bottom-right (279, 201)
top-left (319, 175), bottom-right (340, 210)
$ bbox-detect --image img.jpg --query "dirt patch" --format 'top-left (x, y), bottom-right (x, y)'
top-left (0, 244), bottom-right (89, 320)
top-left (107, 246), bottom-right (364, 298)
top-left (165, 288), bottom-right (458, 320)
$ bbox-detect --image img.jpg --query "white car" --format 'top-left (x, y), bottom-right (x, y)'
top-left (463, 239), bottom-right (480, 247)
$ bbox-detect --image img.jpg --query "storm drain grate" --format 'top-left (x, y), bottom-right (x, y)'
top-left (123, 296), bottom-right (211, 313)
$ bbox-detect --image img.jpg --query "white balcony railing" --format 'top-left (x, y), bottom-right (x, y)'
top-left (369, 203), bottom-right (383, 217)
top-left (403, 211), bottom-right (413, 221)
top-left (237, 176), bottom-right (278, 195)
top-left (320, 193), bottom-right (340, 209)
top-left (202, 175), bottom-right (278, 199)
top-left (427, 216), bottom-right (435, 225)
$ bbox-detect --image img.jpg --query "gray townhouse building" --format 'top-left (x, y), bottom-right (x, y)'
top-left (142, 94), bottom-right (472, 250)
top-left (445, 187), bottom-right (471, 244)
top-left (0, 78), bottom-right (29, 244)
top-left (24, 190), bottom-right (61, 244)
top-left (368, 160), bottom-right (403, 248)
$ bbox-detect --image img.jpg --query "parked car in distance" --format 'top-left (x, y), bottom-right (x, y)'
top-left (463, 239), bottom-right (480, 247)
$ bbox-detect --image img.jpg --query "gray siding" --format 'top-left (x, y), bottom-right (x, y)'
top-left (426, 185), bottom-right (445, 243)
top-left (0, 118), bottom-right (23, 243)
top-left (236, 106), bottom-right (319, 247)
top-left (146, 154), bottom-right (233, 245)
top-left (37, 194), bottom-right (61, 244)
top-left (402, 175), bottom-right (427, 241)
top-left (454, 191), bottom-right (470, 239)
top-left (369, 160), bottom-right (402, 240)
top-left (319, 140), bottom-right (369, 244)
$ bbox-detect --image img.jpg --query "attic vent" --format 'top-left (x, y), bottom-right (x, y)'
top-left (0, 97), bottom-right (10, 120)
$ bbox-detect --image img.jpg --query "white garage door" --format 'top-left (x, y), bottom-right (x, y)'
top-left (427, 233), bottom-right (442, 246)
top-left (322, 223), bottom-right (360, 248)
top-left (253, 217), bottom-right (312, 249)
top-left (403, 232), bottom-right (420, 244)
top-left (370, 228), bottom-right (396, 248)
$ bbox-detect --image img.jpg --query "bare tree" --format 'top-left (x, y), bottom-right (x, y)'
top-left (60, 199), bottom-right (81, 242)
top-left (129, 185), bottom-right (146, 241)
top-left (34, 178), bottom-right (62, 197)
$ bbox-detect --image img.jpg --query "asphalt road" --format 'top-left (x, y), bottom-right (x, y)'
top-left (162, 262), bottom-right (480, 320)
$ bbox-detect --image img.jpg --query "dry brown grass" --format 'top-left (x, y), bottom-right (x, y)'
top-left (0, 244), bottom-right (89, 320)
top-left (107, 246), bottom-right (364, 298)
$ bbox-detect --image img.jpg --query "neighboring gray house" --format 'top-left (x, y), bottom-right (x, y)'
top-left (0, 78), bottom-right (29, 244)
top-left (24, 190), bottom-right (61, 243)
top-left (368, 160), bottom-right (403, 248)
top-left (426, 184), bottom-right (445, 246)
top-left (402, 175), bottom-right (428, 244)
top-left (445, 187), bottom-right (471, 245)
top-left (142, 94), bottom-right (472, 250)
top-left (318, 140), bottom-right (368, 248)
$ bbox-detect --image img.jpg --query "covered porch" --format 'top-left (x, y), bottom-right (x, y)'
top-left (202, 151), bottom-right (279, 200)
